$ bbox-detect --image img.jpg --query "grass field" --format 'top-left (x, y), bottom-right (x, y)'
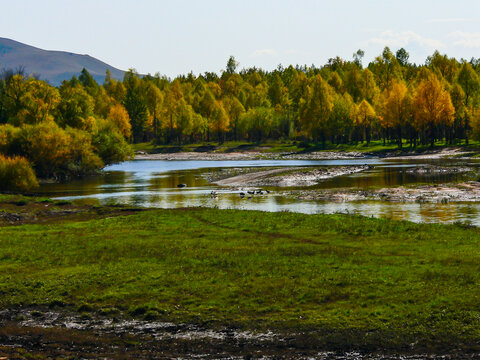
top-left (2, 199), bottom-right (480, 353)
top-left (133, 139), bottom-right (480, 156)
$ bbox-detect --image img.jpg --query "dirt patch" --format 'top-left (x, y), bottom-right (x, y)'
top-left (214, 166), bottom-right (372, 187)
top-left (0, 308), bottom-right (477, 359)
top-left (0, 199), bottom-right (144, 226)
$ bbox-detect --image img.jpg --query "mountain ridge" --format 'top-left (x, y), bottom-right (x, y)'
top-left (0, 37), bottom-right (125, 86)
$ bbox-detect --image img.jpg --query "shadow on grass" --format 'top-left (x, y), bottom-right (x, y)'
top-left (194, 144), bottom-right (219, 152)
top-left (224, 143), bottom-right (262, 153)
top-left (150, 146), bottom-right (186, 154)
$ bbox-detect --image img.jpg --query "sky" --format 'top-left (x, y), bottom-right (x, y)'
top-left (2, 0), bottom-right (480, 77)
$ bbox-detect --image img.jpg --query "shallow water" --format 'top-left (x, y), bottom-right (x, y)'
top-left (37, 158), bottom-right (480, 225)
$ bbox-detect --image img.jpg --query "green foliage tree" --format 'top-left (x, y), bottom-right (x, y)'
top-left (92, 120), bottom-right (133, 166)
top-left (123, 70), bottom-right (149, 143)
top-left (57, 84), bottom-right (95, 129)
top-left (225, 56), bottom-right (239, 75)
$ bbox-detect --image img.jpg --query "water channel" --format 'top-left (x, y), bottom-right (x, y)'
top-left (37, 158), bottom-right (480, 225)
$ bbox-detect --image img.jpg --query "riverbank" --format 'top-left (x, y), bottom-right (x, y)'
top-left (135, 146), bottom-right (472, 161)
top-left (2, 199), bottom-right (480, 358)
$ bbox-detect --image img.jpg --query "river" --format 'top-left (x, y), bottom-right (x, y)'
top-left (36, 158), bottom-right (480, 225)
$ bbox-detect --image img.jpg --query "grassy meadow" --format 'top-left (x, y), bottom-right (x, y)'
top-left (133, 138), bottom-right (480, 156)
top-left (1, 199), bottom-right (480, 352)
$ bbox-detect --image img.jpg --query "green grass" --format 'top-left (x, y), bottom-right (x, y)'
top-left (133, 139), bottom-right (480, 156)
top-left (2, 206), bottom-right (480, 351)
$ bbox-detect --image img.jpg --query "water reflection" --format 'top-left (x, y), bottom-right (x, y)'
top-left (36, 158), bottom-right (480, 225)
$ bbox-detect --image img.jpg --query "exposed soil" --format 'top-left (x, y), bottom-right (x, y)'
top-left (0, 308), bottom-right (478, 359)
top-left (0, 198), bottom-right (144, 226)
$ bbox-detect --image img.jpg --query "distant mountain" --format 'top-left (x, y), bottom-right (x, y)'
top-left (0, 37), bottom-right (125, 86)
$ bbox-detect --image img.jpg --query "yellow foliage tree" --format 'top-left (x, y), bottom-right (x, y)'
top-left (354, 100), bottom-right (376, 145)
top-left (413, 73), bottom-right (455, 146)
top-left (381, 80), bottom-right (411, 147)
top-left (107, 104), bottom-right (132, 138)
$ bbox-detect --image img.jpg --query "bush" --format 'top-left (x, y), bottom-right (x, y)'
top-left (92, 121), bottom-right (133, 165)
top-left (65, 127), bottom-right (104, 177)
top-left (0, 124), bottom-right (20, 153)
top-left (0, 154), bottom-right (38, 191)
top-left (15, 121), bottom-right (71, 178)
top-left (14, 122), bottom-right (105, 179)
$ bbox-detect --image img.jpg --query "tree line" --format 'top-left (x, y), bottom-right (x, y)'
top-left (1, 47), bottom-right (480, 190)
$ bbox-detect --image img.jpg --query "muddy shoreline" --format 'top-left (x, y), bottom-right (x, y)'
top-left (1, 308), bottom-right (478, 359)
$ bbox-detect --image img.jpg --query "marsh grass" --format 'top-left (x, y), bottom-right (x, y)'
top-left (2, 206), bottom-right (480, 350)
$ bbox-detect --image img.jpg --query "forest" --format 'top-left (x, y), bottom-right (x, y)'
top-left (1, 46), bottom-right (480, 191)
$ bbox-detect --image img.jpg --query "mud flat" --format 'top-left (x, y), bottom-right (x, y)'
top-left (0, 196), bottom-right (144, 226)
top-left (0, 309), bottom-right (477, 359)
top-left (214, 165), bottom-right (372, 187)
top-left (289, 181), bottom-right (480, 203)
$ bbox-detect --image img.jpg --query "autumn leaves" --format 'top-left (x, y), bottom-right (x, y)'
top-left (1, 47), bottom-right (480, 192)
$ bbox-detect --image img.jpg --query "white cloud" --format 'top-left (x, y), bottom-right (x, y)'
top-left (450, 31), bottom-right (480, 48)
top-left (364, 30), bottom-right (444, 50)
top-left (250, 48), bottom-right (278, 57)
top-left (426, 18), bottom-right (471, 24)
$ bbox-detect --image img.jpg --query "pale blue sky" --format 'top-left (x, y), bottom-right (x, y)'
top-left (2, 0), bottom-right (480, 77)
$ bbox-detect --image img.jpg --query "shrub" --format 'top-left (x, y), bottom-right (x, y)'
top-left (0, 154), bottom-right (38, 191)
top-left (15, 122), bottom-right (105, 179)
top-left (92, 121), bottom-right (133, 165)
top-left (0, 124), bottom-right (20, 153)
top-left (65, 127), bottom-right (104, 176)
top-left (15, 121), bottom-right (71, 178)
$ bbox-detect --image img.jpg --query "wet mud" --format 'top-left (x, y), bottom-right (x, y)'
top-left (1, 308), bottom-right (479, 359)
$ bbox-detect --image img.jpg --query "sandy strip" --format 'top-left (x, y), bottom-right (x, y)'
top-left (135, 147), bottom-right (473, 161)
top-left (134, 151), bottom-right (366, 161)
top-left (382, 148), bottom-right (471, 160)
top-left (215, 165), bottom-right (371, 187)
